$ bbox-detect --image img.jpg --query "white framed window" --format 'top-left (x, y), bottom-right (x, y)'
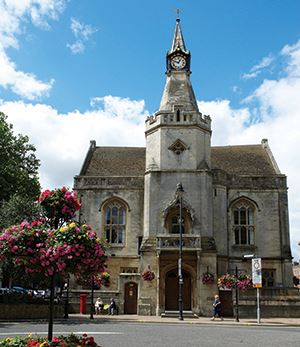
top-left (232, 200), bottom-right (255, 245)
top-left (103, 200), bottom-right (126, 246)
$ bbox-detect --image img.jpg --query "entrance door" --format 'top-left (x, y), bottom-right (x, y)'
top-left (165, 269), bottom-right (191, 310)
top-left (219, 290), bottom-right (233, 317)
top-left (124, 282), bottom-right (138, 314)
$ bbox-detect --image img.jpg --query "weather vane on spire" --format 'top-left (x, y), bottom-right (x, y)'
top-left (176, 8), bottom-right (181, 21)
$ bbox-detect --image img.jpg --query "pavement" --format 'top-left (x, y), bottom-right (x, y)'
top-left (65, 313), bottom-right (300, 327)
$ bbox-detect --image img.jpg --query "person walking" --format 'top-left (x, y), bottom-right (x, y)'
top-left (211, 294), bottom-right (224, 320)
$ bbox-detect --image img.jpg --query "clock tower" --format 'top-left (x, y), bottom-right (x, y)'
top-left (143, 16), bottom-right (213, 230)
top-left (142, 17), bottom-right (215, 315)
top-left (167, 17), bottom-right (191, 73)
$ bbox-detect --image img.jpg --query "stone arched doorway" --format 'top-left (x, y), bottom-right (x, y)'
top-left (124, 282), bottom-right (138, 314)
top-left (165, 269), bottom-right (191, 310)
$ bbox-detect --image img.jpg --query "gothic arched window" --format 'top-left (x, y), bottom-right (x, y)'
top-left (103, 200), bottom-right (126, 245)
top-left (165, 208), bottom-right (191, 234)
top-left (232, 200), bottom-right (255, 245)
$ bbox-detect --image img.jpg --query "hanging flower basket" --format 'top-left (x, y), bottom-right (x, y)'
top-left (201, 272), bottom-right (215, 284)
top-left (218, 273), bottom-right (253, 290)
top-left (141, 269), bottom-right (155, 281)
top-left (217, 274), bottom-right (237, 289)
top-left (236, 274), bottom-right (253, 290)
top-left (38, 187), bottom-right (81, 226)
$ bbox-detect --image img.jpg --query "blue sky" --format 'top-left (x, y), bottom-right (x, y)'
top-left (2, 1), bottom-right (300, 113)
top-left (0, 0), bottom-right (300, 260)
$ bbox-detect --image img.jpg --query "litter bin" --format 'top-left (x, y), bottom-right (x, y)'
top-left (80, 293), bottom-right (87, 314)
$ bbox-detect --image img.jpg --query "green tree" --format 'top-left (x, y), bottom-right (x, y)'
top-left (0, 112), bottom-right (40, 227)
top-left (0, 194), bottom-right (40, 230)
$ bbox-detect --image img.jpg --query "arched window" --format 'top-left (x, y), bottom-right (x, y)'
top-left (232, 200), bottom-right (255, 245)
top-left (165, 208), bottom-right (191, 234)
top-left (103, 200), bottom-right (126, 245)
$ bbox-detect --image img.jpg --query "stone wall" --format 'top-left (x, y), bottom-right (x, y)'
top-left (238, 287), bottom-right (300, 318)
top-left (0, 304), bottom-right (63, 320)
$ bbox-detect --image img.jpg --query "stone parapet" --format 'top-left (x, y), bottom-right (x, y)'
top-left (74, 176), bottom-right (144, 190)
top-left (145, 110), bottom-right (211, 135)
top-left (212, 169), bottom-right (287, 190)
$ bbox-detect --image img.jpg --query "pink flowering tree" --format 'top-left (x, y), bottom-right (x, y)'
top-left (0, 187), bottom-right (107, 341)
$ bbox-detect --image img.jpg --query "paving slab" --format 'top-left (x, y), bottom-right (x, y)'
top-left (67, 314), bottom-right (300, 327)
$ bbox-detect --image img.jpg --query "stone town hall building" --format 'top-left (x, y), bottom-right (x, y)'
top-left (74, 19), bottom-right (293, 316)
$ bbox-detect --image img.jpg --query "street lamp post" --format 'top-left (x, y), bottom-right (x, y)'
top-left (244, 254), bottom-right (261, 324)
top-left (63, 277), bottom-right (69, 319)
top-left (90, 276), bottom-right (94, 320)
top-left (235, 266), bottom-right (239, 322)
top-left (176, 182), bottom-right (184, 321)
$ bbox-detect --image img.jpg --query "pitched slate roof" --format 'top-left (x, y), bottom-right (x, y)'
top-left (79, 143), bottom-right (280, 177)
top-left (81, 146), bottom-right (146, 176)
top-left (211, 144), bottom-right (280, 176)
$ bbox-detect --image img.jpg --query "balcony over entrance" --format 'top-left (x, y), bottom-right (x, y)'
top-left (157, 235), bottom-right (201, 250)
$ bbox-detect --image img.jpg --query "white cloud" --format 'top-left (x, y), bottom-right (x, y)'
top-left (281, 39), bottom-right (300, 77)
top-left (67, 17), bottom-right (97, 54)
top-left (0, 96), bottom-right (147, 189)
top-left (90, 95), bottom-right (148, 123)
top-left (242, 54), bottom-right (274, 80)
top-left (66, 41), bottom-right (85, 55)
top-left (0, 0), bottom-right (66, 98)
top-left (0, 49), bottom-right (54, 99)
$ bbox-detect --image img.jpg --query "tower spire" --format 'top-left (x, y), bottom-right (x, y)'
top-left (158, 17), bottom-right (198, 113)
top-left (170, 11), bottom-right (188, 54)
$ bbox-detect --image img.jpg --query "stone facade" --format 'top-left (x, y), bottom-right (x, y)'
top-left (74, 19), bottom-right (294, 316)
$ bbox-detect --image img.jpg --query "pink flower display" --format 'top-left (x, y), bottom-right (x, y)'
top-left (218, 273), bottom-right (253, 290)
top-left (236, 274), bottom-right (253, 290)
top-left (141, 269), bottom-right (155, 281)
top-left (201, 272), bottom-right (215, 284)
top-left (0, 186), bottom-right (108, 341)
top-left (0, 221), bottom-right (107, 280)
top-left (38, 187), bottom-right (81, 227)
top-left (0, 333), bottom-right (100, 346)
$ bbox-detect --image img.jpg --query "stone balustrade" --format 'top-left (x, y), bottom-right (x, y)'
top-left (156, 235), bottom-right (201, 250)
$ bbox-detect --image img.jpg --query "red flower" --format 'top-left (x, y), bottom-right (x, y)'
top-left (142, 270), bottom-right (155, 281)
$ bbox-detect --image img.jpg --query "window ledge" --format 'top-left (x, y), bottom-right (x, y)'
top-left (232, 245), bottom-right (257, 250)
top-left (109, 244), bottom-right (125, 248)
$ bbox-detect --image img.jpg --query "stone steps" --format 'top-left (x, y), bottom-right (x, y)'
top-left (161, 310), bottom-right (199, 319)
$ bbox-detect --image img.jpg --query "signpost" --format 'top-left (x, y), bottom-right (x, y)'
top-left (252, 258), bottom-right (262, 323)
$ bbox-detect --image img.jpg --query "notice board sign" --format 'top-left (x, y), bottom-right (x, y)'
top-left (252, 257), bottom-right (262, 288)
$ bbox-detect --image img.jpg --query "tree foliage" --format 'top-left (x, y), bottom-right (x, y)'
top-left (0, 194), bottom-right (40, 230)
top-left (0, 112), bottom-right (40, 204)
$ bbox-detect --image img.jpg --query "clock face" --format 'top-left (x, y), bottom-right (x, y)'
top-left (171, 55), bottom-right (186, 70)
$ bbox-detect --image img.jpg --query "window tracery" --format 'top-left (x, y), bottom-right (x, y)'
top-left (232, 199), bottom-right (255, 245)
top-left (103, 200), bottom-right (126, 246)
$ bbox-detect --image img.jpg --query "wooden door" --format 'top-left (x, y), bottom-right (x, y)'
top-left (124, 282), bottom-right (138, 314)
top-left (165, 269), bottom-right (191, 310)
top-left (219, 290), bottom-right (233, 317)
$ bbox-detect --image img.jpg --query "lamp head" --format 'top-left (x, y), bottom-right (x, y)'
top-left (176, 182), bottom-right (184, 194)
top-left (243, 254), bottom-right (255, 258)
